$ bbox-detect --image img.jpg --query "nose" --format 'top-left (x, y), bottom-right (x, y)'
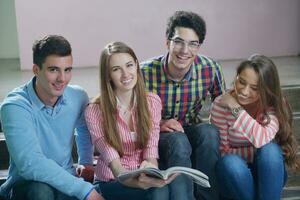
top-left (240, 85), bottom-right (250, 96)
top-left (121, 68), bottom-right (130, 77)
top-left (57, 71), bottom-right (65, 82)
top-left (180, 42), bottom-right (189, 53)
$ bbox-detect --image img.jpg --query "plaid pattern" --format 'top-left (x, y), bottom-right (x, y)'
top-left (141, 53), bottom-right (226, 125)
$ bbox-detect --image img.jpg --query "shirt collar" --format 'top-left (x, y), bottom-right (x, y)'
top-left (162, 53), bottom-right (197, 82)
top-left (27, 76), bottom-right (67, 110)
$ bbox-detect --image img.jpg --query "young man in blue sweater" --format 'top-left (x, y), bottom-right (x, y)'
top-left (0, 35), bottom-right (104, 200)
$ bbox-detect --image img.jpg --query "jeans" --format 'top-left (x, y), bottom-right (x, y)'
top-left (215, 143), bottom-right (286, 200)
top-left (159, 123), bottom-right (220, 200)
top-left (10, 181), bottom-right (77, 200)
top-left (95, 181), bottom-right (169, 200)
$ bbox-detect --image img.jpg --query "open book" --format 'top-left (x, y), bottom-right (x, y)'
top-left (117, 166), bottom-right (210, 188)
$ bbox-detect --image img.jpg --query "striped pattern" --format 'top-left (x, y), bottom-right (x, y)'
top-left (85, 92), bottom-right (162, 181)
top-left (141, 54), bottom-right (225, 125)
top-left (210, 95), bottom-right (279, 162)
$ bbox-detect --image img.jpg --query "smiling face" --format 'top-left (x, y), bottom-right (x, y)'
top-left (167, 27), bottom-right (200, 75)
top-left (109, 53), bottom-right (137, 95)
top-left (234, 67), bottom-right (260, 106)
top-left (33, 55), bottom-right (73, 106)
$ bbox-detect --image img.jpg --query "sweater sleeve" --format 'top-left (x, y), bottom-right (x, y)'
top-left (232, 109), bottom-right (279, 148)
top-left (85, 104), bottom-right (120, 165)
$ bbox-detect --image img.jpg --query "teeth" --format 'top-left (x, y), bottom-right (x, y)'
top-left (121, 79), bottom-right (132, 84)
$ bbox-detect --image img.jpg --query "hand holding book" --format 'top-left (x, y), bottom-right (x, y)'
top-left (118, 166), bottom-right (210, 188)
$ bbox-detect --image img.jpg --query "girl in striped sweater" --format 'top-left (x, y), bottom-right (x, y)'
top-left (210, 55), bottom-right (299, 200)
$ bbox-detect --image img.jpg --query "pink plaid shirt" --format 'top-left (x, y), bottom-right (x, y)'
top-left (85, 92), bottom-right (161, 181)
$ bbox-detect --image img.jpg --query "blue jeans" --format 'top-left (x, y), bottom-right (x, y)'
top-left (10, 181), bottom-right (77, 200)
top-left (159, 123), bottom-right (220, 200)
top-left (95, 181), bottom-right (169, 200)
top-left (215, 143), bottom-right (286, 200)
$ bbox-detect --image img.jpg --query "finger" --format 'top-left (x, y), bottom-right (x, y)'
top-left (165, 173), bottom-right (179, 184)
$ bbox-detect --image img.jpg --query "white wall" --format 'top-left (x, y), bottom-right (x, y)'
top-left (0, 0), bottom-right (19, 58)
top-left (13, 0), bottom-right (300, 70)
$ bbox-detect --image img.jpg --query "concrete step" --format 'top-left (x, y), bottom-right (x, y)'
top-left (282, 85), bottom-right (300, 113)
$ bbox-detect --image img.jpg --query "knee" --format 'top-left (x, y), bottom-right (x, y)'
top-left (256, 143), bottom-right (284, 165)
top-left (195, 123), bottom-right (220, 147)
top-left (166, 134), bottom-right (192, 157)
top-left (27, 182), bottom-right (55, 199)
top-left (216, 155), bottom-right (248, 178)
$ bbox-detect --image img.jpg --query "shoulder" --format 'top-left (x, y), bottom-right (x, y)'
top-left (1, 84), bottom-right (31, 111)
top-left (85, 103), bottom-right (101, 116)
top-left (65, 84), bottom-right (87, 96)
top-left (64, 84), bottom-right (89, 102)
top-left (140, 55), bottom-right (164, 71)
top-left (211, 95), bottom-right (227, 112)
top-left (195, 54), bottom-right (221, 69)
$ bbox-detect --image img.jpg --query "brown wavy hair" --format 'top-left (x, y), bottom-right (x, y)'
top-left (236, 54), bottom-right (299, 170)
top-left (93, 42), bottom-right (151, 156)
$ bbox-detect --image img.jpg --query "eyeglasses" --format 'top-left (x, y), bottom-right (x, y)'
top-left (170, 38), bottom-right (200, 52)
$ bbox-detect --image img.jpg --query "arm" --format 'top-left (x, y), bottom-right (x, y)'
top-left (143, 93), bottom-right (162, 159)
top-left (75, 91), bottom-right (94, 165)
top-left (218, 91), bottom-right (279, 148)
top-left (232, 110), bottom-right (279, 148)
top-left (1, 104), bottom-right (94, 200)
top-left (85, 104), bottom-right (120, 167)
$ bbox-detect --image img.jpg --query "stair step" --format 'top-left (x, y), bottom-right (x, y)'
top-left (282, 85), bottom-right (300, 113)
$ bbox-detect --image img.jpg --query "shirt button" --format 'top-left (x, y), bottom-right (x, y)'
top-left (175, 115), bottom-right (178, 118)
top-left (176, 101), bottom-right (180, 104)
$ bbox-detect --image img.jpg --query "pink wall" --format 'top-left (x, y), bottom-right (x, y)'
top-left (15, 0), bottom-right (300, 70)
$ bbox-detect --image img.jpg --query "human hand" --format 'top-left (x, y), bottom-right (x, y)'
top-left (218, 90), bottom-right (240, 109)
top-left (137, 173), bottom-right (178, 189)
top-left (86, 189), bottom-right (105, 200)
top-left (76, 164), bottom-right (94, 183)
top-left (160, 119), bottom-right (184, 133)
top-left (139, 160), bottom-right (157, 169)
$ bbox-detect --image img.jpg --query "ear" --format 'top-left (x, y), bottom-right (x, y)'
top-left (166, 38), bottom-right (171, 49)
top-left (32, 64), bottom-right (40, 75)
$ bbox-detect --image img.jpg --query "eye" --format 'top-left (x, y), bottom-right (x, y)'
top-left (127, 63), bottom-right (134, 68)
top-left (65, 67), bottom-right (73, 72)
top-left (48, 67), bottom-right (59, 72)
top-left (238, 79), bottom-right (246, 85)
top-left (172, 39), bottom-right (184, 45)
top-left (251, 87), bottom-right (258, 91)
top-left (188, 41), bottom-right (200, 48)
top-left (111, 67), bottom-right (120, 72)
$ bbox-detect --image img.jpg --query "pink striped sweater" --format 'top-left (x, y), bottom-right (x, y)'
top-left (210, 95), bottom-right (279, 163)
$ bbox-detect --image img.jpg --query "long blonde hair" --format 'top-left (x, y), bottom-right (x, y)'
top-left (93, 42), bottom-right (151, 156)
top-left (236, 55), bottom-right (300, 170)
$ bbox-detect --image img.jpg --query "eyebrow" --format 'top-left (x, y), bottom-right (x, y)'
top-left (172, 36), bottom-right (199, 43)
top-left (47, 66), bottom-right (73, 70)
top-left (239, 76), bottom-right (258, 87)
top-left (111, 60), bottom-right (134, 68)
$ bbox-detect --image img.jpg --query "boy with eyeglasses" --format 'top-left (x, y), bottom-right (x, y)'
top-left (141, 11), bottom-right (225, 200)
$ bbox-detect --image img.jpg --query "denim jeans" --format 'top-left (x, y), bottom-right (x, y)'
top-left (159, 123), bottom-right (220, 200)
top-left (95, 180), bottom-right (169, 200)
top-left (215, 143), bottom-right (286, 200)
top-left (10, 181), bottom-right (77, 200)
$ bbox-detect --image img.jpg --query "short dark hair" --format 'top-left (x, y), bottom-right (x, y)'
top-left (32, 35), bottom-right (72, 69)
top-left (166, 11), bottom-right (206, 44)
